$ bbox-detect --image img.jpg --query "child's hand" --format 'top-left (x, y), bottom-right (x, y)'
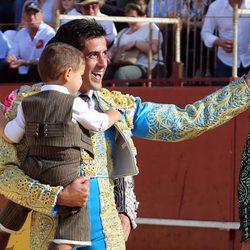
top-left (106, 107), bottom-right (122, 123)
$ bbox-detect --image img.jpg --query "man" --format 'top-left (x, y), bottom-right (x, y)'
top-left (201, 0), bottom-right (250, 86)
top-left (0, 19), bottom-right (250, 250)
top-left (5, 0), bottom-right (55, 83)
top-left (0, 19), bottom-right (137, 250)
top-left (76, 0), bottom-right (117, 49)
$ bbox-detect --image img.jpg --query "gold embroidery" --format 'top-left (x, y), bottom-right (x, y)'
top-left (30, 212), bottom-right (57, 250)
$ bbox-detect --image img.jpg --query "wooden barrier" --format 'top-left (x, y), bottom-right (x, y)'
top-left (0, 84), bottom-right (249, 249)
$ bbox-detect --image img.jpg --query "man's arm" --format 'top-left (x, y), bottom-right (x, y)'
top-left (132, 76), bottom-right (249, 142)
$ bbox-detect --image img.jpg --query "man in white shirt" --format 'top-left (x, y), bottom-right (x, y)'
top-left (201, 0), bottom-right (250, 86)
top-left (76, 0), bottom-right (117, 49)
top-left (5, 0), bottom-right (55, 83)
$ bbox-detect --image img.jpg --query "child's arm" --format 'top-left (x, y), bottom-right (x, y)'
top-left (105, 107), bottom-right (122, 128)
top-left (74, 97), bottom-right (122, 132)
top-left (0, 110), bottom-right (14, 144)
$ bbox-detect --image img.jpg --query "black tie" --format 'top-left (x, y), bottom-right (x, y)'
top-left (79, 94), bottom-right (90, 102)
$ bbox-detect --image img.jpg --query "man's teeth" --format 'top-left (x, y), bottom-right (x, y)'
top-left (93, 72), bottom-right (101, 78)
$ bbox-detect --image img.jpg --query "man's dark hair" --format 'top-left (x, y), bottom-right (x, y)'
top-left (48, 19), bottom-right (106, 51)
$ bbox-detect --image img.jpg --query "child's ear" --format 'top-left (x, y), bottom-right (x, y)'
top-left (62, 67), bottom-right (73, 81)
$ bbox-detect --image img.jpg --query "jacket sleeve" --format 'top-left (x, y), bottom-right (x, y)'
top-left (132, 77), bottom-right (250, 141)
top-left (114, 176), bottom-right (139, 229)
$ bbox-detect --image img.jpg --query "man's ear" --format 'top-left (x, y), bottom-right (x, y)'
top-left (62, 67), bottom-right (73, 81)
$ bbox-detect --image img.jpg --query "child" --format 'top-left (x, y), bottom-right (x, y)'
top-left (60, 0), bottom-right (82, 25)
top-left (0, 42), bottom-right (122, 250)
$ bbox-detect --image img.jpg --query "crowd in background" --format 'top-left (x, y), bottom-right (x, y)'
top-left (0, 0), bottom-right (249, 86)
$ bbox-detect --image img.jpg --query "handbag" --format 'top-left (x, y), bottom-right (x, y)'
top-left (113, 48), bottom-right (139, 67)
top-left (112, 28), bottom-right (139, 67)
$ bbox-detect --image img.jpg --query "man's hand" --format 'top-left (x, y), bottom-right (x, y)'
top-left (57, 176), bottom-right (90, 207)
top-left (119, 213), bottom-right (131, 242)
top-left (9, 59), bottom-right (26, 69)
top-left (215, 39), bottom-right (233, 53)
top-left (5, 54), bottom-right (17, 64)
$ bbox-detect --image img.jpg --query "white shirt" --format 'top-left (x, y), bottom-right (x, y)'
top-left (115, 23), bottom-right (164, 68)
top-left (4, 85), bottom-right (109, 143)
top-left (201, 0), bottom-right (250, 67)
top-left (8, 22), bottom-right (55, 74)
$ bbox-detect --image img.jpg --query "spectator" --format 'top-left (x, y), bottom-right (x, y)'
top-left (59, 0), bottom-right (82, 25)
top-left (76, 0), bottom-right (117, 49)
top-left (104, 2), bottom-right (164, 86)
top-left (4, 0), bottom-right (56, 83)
top-left (201, 0), bottom-right (250, 86)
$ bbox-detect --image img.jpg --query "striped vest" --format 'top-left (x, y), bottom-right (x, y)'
top-left (22, 90), bottom-right (93, 156)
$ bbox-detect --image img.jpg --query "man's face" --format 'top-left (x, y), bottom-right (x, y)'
top-left (80, 36), bottom-right (108, 92)
top-left (23, 10), bottom-right (43, 29)
top-left (80, 3), bottom-right (99, 16)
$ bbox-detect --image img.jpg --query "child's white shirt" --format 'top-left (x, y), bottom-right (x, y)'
top-left (4, 85), bottom-right (109, 143)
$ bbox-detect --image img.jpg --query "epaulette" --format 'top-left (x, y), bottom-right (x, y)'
top-left (98, 88), bottom-right (136, 112)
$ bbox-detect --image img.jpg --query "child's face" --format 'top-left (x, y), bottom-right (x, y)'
top-left (61, 0), bottom-right (75, 11)
top-left (66, 62), bottom-right (85, 95)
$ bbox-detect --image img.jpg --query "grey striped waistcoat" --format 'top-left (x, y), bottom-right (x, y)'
top-left (22, 90), bottom-right (93, 156)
